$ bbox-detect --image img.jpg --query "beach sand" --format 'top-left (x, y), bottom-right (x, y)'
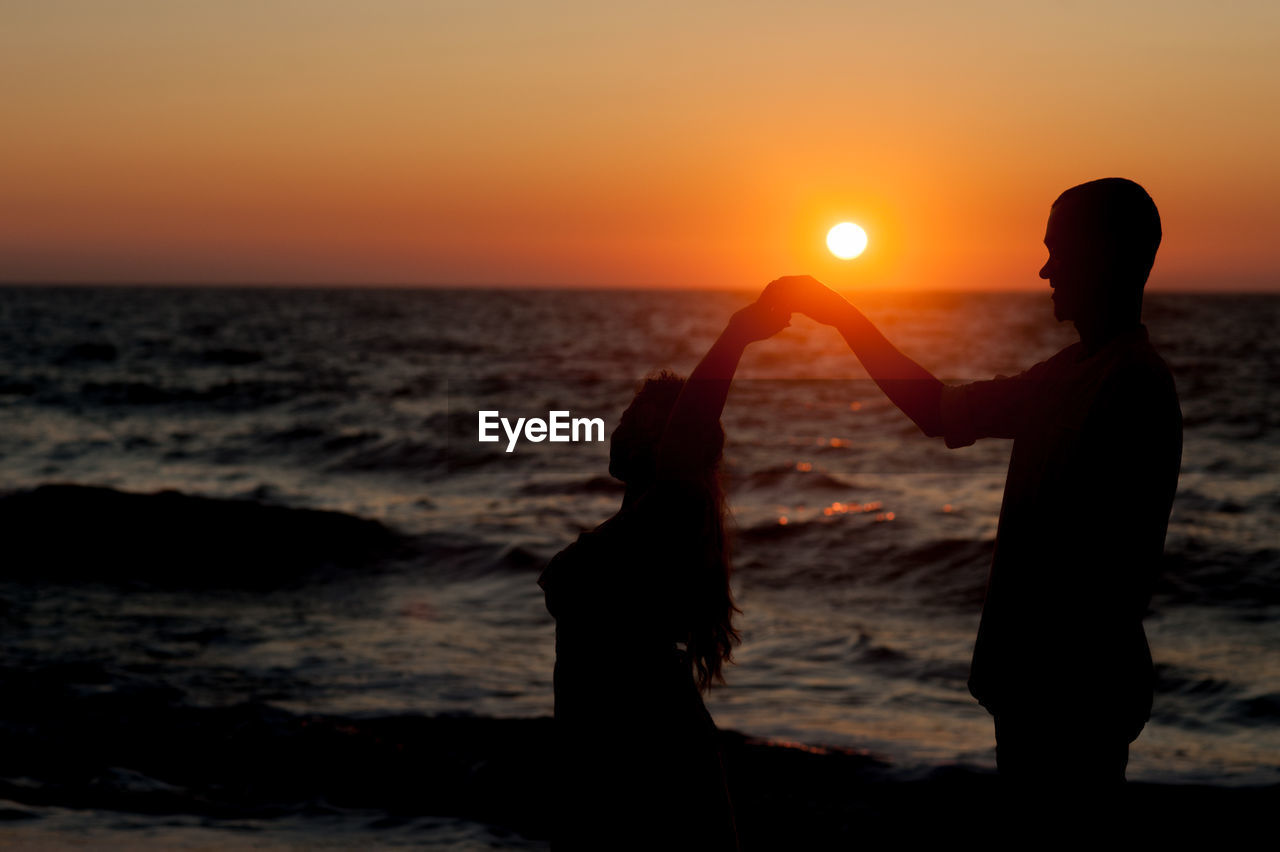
top-left (0, 695), bottom-right (1272, 848)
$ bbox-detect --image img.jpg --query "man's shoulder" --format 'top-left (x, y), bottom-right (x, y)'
top-left (1091, 333), bottom-right (1182, 437)
top-left (1105, 330), bottom-right (1178, 396)
top-left (1001, 341), bottom-right (1082, 384)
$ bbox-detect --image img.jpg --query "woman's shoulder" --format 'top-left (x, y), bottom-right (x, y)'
top-left (623, 478), bottom-right (715, 525)
top-left (539, 525), bottom-right (603, 585)
top-left (538, 519), bottom-right (627, 618)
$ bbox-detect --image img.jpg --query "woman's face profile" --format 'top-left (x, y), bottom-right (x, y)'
top-left (608, 395), bottom-right (662, 484)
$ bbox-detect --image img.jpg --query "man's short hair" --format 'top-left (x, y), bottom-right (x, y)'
top-left (1053, 178), bottom-right (1162, 287)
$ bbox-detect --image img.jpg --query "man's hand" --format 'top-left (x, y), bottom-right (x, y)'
top-left (759, 275), bottom-right (851, 326)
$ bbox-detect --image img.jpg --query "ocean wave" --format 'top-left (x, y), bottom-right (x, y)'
top-left (324, 436), bottom-right (459, 475)
top-left (1156, 541), bottom-right (1280, 608)
top-left (517, 475), bottom-right (624, 496)
top-left (738, 523), bottom-right (991, 608)
top-left (0, 657), bottom-right (907, 839)
top-left (191, 346), bottom-right (265, 366)
top-left (250, 424), bottom-right (382, 454)
top-left (422, 337), bottom-right (490, 356)
top-left (0, 485), bottom-right (405, 588)
top-left (389, 374), bottom-right (444, 398)
top-left (1227, 693), bottom-right (1280, 724)
top-left (56, 342), bottom-right (119, 364)
top-left (1150, 663), bottom-right (1280, 728)
top-left (407, 533), bottom-right (549, 578)
top-left (0, 482), bottom-right (546, 585)
top-left (75, 379), bottom-right (298, 410)
top-left (0, 680), bottom-right (1271, 845)
top-left (739, 463), bottom-right (857, 492)
top-left (0, 377), bottom-right (39, 396)
top-left (839, 633), bottom-right (973, 686)
top-left (419, 409), bottom-right (482, 438)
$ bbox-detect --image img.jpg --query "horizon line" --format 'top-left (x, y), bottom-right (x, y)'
top-left (1, 280), bottom-right (1276, 295)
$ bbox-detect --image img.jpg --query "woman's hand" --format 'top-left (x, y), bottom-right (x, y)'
top-left (726, 299), bottom-right (791, 344)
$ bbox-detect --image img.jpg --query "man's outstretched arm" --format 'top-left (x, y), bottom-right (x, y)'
top-left (761, 275), bottom-right (945, 437)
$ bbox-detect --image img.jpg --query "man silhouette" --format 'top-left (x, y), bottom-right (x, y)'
top-left (764, 178), bottom-right (1182, 819)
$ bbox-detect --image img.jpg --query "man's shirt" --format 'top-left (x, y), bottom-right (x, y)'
top-left (940, 325), bottom-right (1182, 734)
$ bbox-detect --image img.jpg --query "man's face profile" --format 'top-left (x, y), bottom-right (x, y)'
top-left (1040, 202), bottom-right (1104, 324)
top-left (1039, 178), bottom-right (1160, 327)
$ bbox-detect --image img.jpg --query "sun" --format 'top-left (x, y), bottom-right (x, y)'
top-left (826, 222), bottom-right (868, 260)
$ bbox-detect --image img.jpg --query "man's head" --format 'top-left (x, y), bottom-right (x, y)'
top-left (1040, 178), bottom-right (1161, 324)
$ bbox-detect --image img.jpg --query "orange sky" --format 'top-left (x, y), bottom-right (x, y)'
top-left (3, 1), bottom-right (1278, 290)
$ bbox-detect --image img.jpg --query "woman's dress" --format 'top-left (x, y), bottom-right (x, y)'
top-left (539, 480), bottom-right (738, 851)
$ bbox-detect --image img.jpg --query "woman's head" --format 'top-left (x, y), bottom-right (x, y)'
top-left (609, 370), bottom-right (725, 485)
top-left (608, 370), bottom-right (738, 691)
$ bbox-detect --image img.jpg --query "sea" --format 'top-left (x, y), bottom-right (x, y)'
top-left (0, 285), bottom-right (1276, 848)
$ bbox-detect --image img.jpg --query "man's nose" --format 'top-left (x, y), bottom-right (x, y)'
top-left (1039, 260), bottom-right (1052, 280)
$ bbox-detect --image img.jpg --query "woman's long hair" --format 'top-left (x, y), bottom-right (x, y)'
top-left (626, 371), bottom-right (741, 692)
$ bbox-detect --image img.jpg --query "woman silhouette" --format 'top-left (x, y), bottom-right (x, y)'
top-left (539, 297), bottom-right (788, 851)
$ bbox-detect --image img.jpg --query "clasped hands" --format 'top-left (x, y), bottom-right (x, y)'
top-left (729, 275), bottom-right (852, 343)
top-left (758, 275), bottom-right (852, 326)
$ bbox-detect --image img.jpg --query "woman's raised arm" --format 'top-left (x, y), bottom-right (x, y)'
top-left (654, 299), bottom-right (790, 480)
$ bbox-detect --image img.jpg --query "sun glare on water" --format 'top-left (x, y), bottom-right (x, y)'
top-left (826, 223), bottom-right (868, 260)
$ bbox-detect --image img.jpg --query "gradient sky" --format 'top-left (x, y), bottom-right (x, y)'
top-left (3, 1), bottom-right (1278, 290)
